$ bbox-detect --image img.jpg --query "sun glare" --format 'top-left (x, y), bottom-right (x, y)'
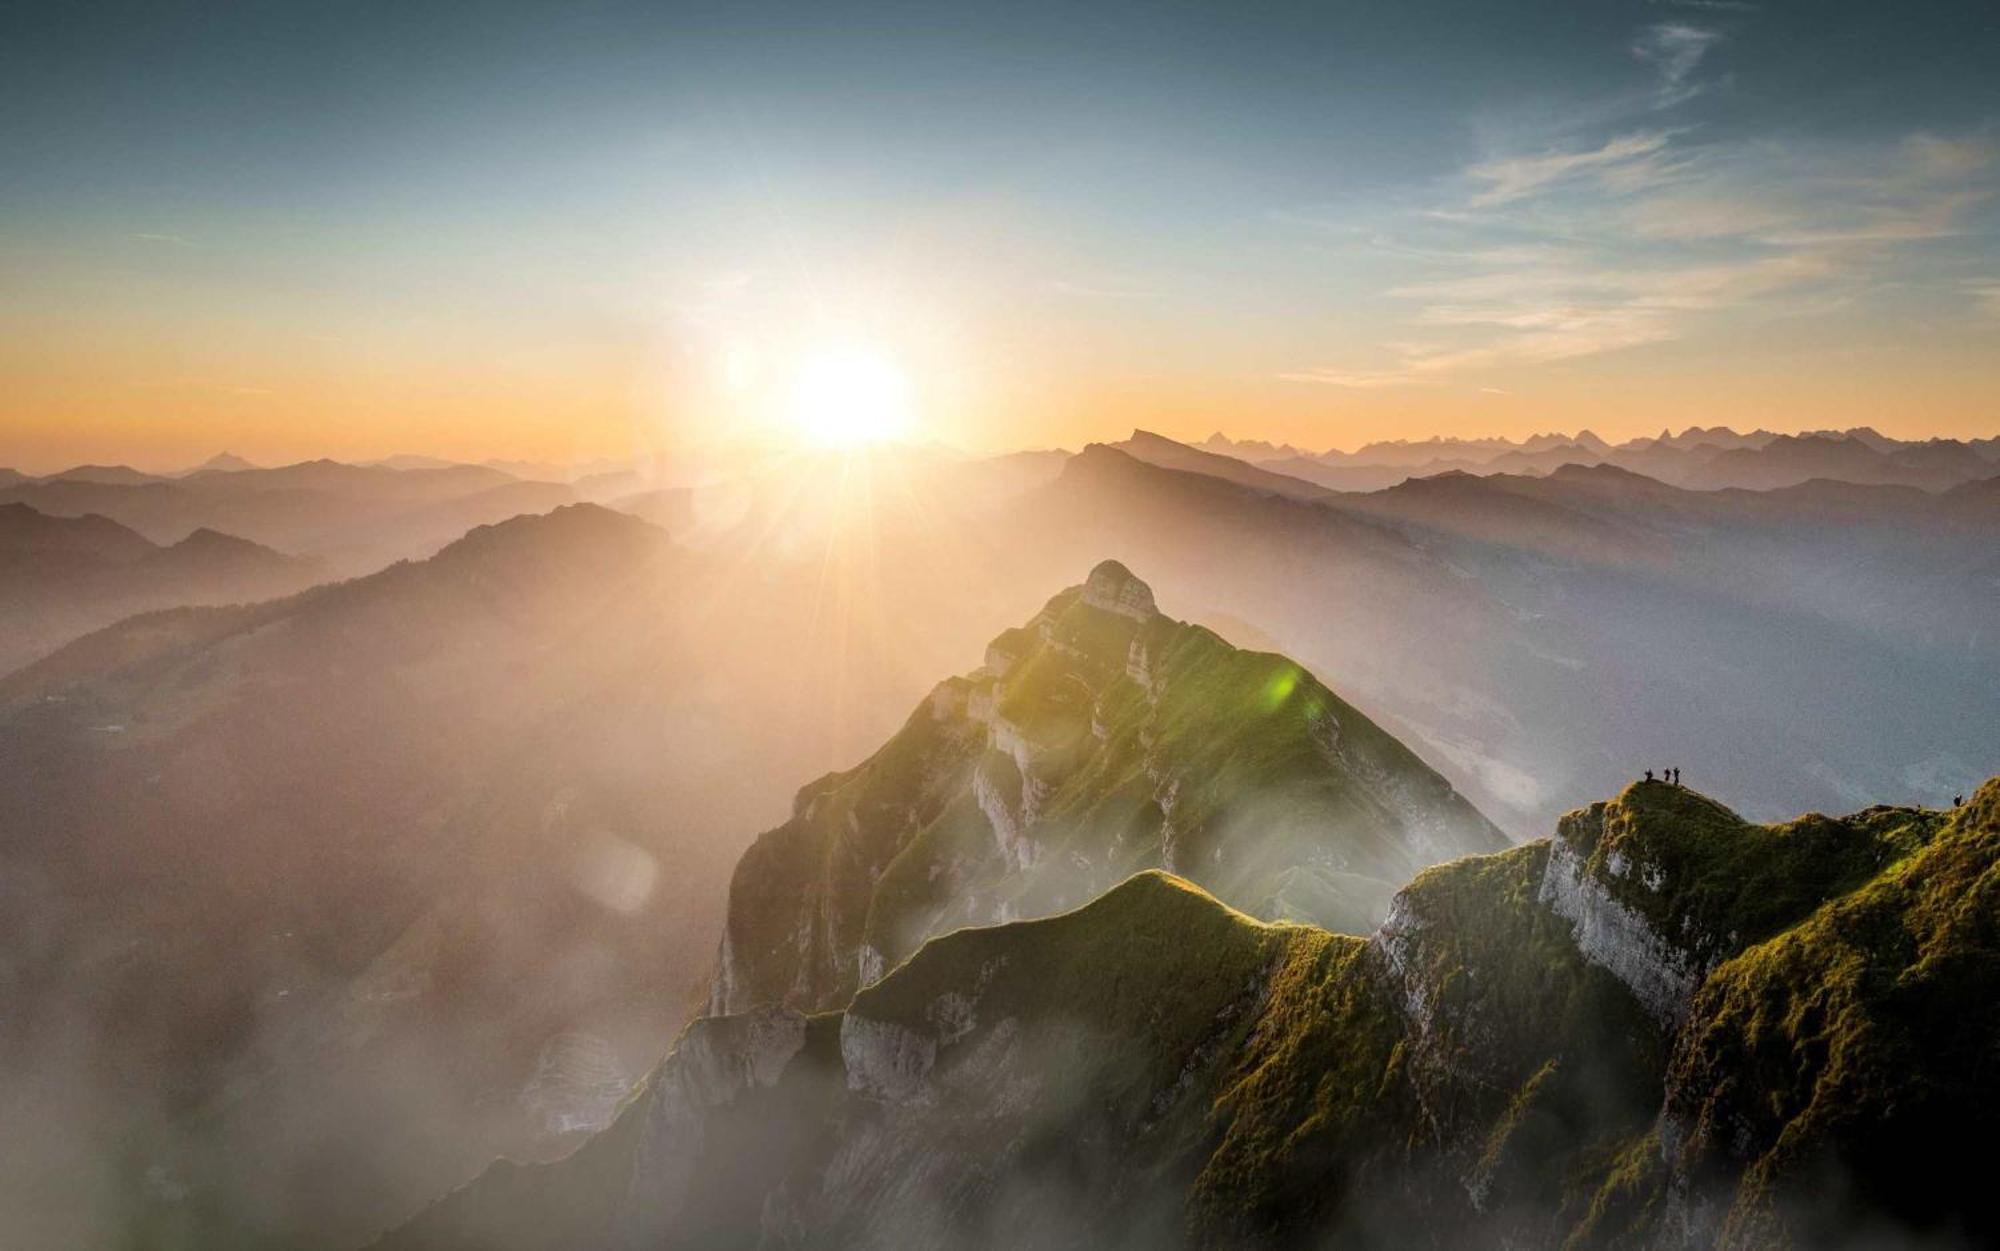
top-left (785, 345), bottom-right (914, 447)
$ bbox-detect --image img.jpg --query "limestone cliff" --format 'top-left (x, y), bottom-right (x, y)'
top-left (377, 778), bottom-right (1997, 1251)
top-left (708, 559), bottom-right (1505, 1016)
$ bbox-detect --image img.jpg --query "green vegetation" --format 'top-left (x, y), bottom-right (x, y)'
top-left (1562, 781), bottom-right (1944, 962)
top-left (386, 778), bottom-right (2000, 1251)
top-left (853, 869), bottom-right (1289, 1065)
top-left (718, 562), bottom-right (1500, 1015)
top-left (1665, 780), bottom-right (1999, 1248)
top-left (1191, 927), bottom-right (1406, 1242)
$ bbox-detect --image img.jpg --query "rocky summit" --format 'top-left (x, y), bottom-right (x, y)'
top-left (706, 559), bottom-right (1504, 1017)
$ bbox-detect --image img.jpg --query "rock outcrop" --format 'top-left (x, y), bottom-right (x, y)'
top-left (379, 778), bottom-right (1998, 1251)
top-left (708, 559), bottom-right (1504, 1016)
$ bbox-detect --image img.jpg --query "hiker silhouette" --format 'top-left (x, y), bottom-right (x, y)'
top-left (1644, 769), bottom-right (1655, 783)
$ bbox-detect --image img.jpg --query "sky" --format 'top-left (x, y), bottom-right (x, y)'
top-left (2, 0), bottom-right (1997, 472)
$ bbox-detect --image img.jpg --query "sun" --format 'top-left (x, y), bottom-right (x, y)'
top-left (784, 344), bottom-right (914, 447)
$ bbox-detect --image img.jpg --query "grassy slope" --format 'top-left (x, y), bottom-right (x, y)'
top-left (1666, 779), bottom-right (1999, 1248)
top-left (725, 571), bottom-right (1501, 1014)
top-left (385, 778), bottom-right (2000, 1250)
top-left (1560, 779), bottom-right (1943, 962)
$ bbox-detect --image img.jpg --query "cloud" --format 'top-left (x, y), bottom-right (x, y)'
top-left (1278, 14), bottom-right (1995, 391)
top-left (1633, 24), bottom-right (1723, 107)
top-left (1466, 131), bottom-right (1675, 206)
top-left (1287, 123), bottom-right (1995, 385)
top-left (1277, 368), bottom-right (1443, 389)
top-left (1620, 132), bottom-right (1994, 245)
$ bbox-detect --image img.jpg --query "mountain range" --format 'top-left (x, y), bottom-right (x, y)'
top-left (0, 505), bottom-right (839, 1248)
top-left (1199, 425), bottom-right (2000, 493)
top-left (0, 503), bottom-right (326, 673)
top-left (0, 460), bottom-right (580, 581)
top-left (980, 437), bottom-right (1996, 837)
top-left (2, 429), bottom-right (1996, 1249)
top-left (378, 769), bottom-right (1999, 1250)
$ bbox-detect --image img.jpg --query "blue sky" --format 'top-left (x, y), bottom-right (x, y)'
top-left (2, 0), bottom-right (1996, 466)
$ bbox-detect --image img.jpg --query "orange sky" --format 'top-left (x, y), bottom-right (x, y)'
top-left (6, 304), bottom-right (1996, 474)
top-left (6, 0), bottom-right (1998, 474)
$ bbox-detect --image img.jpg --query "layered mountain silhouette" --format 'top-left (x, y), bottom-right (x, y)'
top-left (0, 501), bottom-right (1006, 1249)
top-left (0, 459), bottom-right (581, 581)
top-left (710, 560), bottom-right (1502, 1017)
top-left (980, 436), bottom-right (1996, 833)
top-left (1195, 425), bottom-right (2000, 492)
top-left (1111, 430), bottom-right (1335, 502)
top-left (0, 502), bottom-right (324, 673)
top-left (379, 777), bottom-right (1999, 1251)
top-left (5, 434), bottom-right (1997, 1251)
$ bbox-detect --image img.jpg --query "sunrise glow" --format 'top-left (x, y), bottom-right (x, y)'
top-left (784, 345), bottom-right (915, 447)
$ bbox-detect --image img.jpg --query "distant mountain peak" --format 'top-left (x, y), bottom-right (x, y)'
top-left (194, 452), bottom-right (257, 473)
top-left (1549, 460), bottom-right (1652, 482)
top-left (42, 463), bottom-right (158, 486)
top-left (170, 526), bottom-right (263, 552)
top-left (436, 501), bottom-right (662, 555)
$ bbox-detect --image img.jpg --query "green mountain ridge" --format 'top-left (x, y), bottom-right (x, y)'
top-left (708, 559), bottom-right (1505, 1017)
top-left (376, 776), bottom-right (1997, 1250)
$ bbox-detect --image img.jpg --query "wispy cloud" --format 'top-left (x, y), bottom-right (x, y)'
top-left (1277, 367), bottom-right (1445, 389)
top-left (1284, 126), bottom-right (1994, 386)
top-left (1466, 131), bottom-right (1675, 206)
top-left (1279, 14), bottom-right (1997, 392)
top-left (1633, 24), bottom-right (1723, 107)
top-left (1621, 132), bottom-right (1994, 244)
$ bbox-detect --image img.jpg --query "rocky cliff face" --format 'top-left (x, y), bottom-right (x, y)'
top-left (379, 778), bottom-right (1997, 1251)
top-left (707, 560), bottom-right (1505, 1018)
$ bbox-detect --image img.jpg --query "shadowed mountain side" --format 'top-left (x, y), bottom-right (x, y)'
top-left (0, 504), bottom-right (327, 674)
top-left (1110, 430), bottom-right (1334, 502)
top-left (376, 778), bottom-right (1998, 1251)
top-left (0, 505), bottom-right (703, 1247)
top-left (0, 461), bottom-right (579, 579)
top-left (1464, 465), bottom-right (2000, 656)
top-left (708, 559), bottom-right (1503, 1017)
top-left (1254, 454), bottom-right (1434, 493)
top-left (0, 501), bottom-right (1036, 1250)
top-left (36, 464), bottom-right (169, 486)
top-left (1332, 469), bottom-right (1673, 567)
top-left (981, 441), bottom-right (1996, 833)
top-left (1202, 426), bottom-right (2000, 491)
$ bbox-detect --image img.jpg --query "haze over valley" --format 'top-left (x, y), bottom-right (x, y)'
top-left (4, 0), bottom-right (1997, 1247)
